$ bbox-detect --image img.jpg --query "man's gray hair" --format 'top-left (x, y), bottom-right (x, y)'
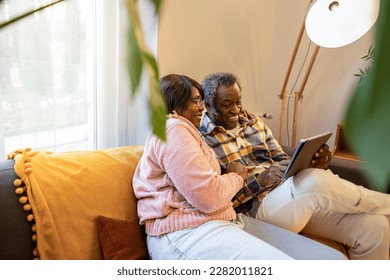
top-left (201, 72), bottom-right (242, 107)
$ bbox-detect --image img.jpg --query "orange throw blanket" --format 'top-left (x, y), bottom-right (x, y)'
top-left (12, 146), bottom-right (143, 259)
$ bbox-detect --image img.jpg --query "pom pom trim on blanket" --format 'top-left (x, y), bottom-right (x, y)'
top-left (8, 147), bottom-right (41, 259)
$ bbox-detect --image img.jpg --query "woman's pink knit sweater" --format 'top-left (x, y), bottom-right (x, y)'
top-left (133, 116), bottom-right (243, 236)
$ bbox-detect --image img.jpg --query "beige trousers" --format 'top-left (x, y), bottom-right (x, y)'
top-left (255, 168), bottom-right (390, 260)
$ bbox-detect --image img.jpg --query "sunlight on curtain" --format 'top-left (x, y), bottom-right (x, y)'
top-left (0, 0), bottom-right (94, 159)
top-left (94, 0), bottom-right (154, 149)
top-left (0, 0), bottom-right (155, 159)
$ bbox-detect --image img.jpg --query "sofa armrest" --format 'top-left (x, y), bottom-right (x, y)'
top-left (327, 157), bottom-right (374, 189)
top-left (0, 160), bottom-right (35, 259)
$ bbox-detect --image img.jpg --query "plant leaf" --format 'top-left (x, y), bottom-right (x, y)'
top-left (143, 50), bottom-right (166, 141)
top-left (0, 0), bottom-right (65, 29)
top-left (148, 66), bottom-right (167, 141)
top-left (127, 0), bottom-right (166, 141)
top-left (127, 19), bottom-right (143, 97)
top-left (149, 0), bottom-right (162, 14)
top-left (345, 0), bottom-right (390, 192)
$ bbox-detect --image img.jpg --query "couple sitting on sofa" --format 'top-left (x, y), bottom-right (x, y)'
top-left (133, 72), bottom-right (390, 260)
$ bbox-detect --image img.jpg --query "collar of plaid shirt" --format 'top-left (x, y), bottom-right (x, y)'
top-left (199, 113), bottom-right (257, 136)
top-left (199, 113), bottom-right (279, 168)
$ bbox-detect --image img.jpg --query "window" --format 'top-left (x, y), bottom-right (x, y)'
top-left (0, 0), bottom-right (156, 160)
top-left (0, 0), bottom-right (94, 159)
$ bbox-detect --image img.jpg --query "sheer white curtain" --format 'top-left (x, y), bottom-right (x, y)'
top-left (0, 0), bottom-right (155, 159)
top-left (95, 0), bottom-right (154, 149)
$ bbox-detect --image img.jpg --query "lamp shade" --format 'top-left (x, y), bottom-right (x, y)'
top-left (305, 0), bottom-right (380, 48)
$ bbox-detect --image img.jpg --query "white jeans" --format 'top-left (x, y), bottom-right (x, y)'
top-left (254, 168), bottom-right (390, 260)
top-left (146, 213), bottom-right (347, 260)
top-left (146, 216), bottom-right (292, 260)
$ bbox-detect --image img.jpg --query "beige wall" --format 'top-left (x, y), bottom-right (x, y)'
top-left (157, 0), bottom-right (375, 148)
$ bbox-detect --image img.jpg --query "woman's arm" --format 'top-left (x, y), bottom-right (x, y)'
top-left (158, 123), bottom-right (243, 214)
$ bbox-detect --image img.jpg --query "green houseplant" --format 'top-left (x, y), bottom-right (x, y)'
top-left (354, 45), bottom-right (375, 83)
top-left (345, 0), bottom-right (390, 193)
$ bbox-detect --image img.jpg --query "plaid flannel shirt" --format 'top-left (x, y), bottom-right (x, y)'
top-left (199, 113), bottom-right (290, 214)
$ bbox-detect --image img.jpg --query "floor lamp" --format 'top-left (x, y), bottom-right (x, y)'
top-left (278, 0), bottom-right (380, 147)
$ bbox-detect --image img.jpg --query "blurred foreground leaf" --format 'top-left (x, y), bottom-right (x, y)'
top-left (345, 0), bottom-right (390, 192)
top-left (0, 0), bottom-right (65, 29)
top-left (127, 0), bottom-right (166, 141)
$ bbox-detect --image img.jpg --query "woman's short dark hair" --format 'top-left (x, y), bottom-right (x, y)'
top-left (160, 74), bottom-right (204, 114)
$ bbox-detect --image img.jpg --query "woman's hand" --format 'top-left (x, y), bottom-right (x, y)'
top-left (226, 162), bottom-right (248, 182)
top-left (311, 144), bottom-right (332, 169)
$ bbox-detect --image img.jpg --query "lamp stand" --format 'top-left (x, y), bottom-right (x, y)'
top-left (279, 0), bottom-right (380, 147)
top-left (291, 44), bottom-right (320, 147)
top-left (278, 0), bottom-right (319, 147)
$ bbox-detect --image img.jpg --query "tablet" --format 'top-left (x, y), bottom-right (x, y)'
top-left (281, 131), bottom-right (333, 181)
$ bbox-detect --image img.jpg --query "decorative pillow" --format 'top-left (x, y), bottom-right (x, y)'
top-left (96, 216), bottom-right (149, 260)
top-left (11, 146), bottom-right (144, 259)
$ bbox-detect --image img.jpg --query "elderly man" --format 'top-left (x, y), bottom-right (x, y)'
top-left (199, 72), bottom-right (390, 260)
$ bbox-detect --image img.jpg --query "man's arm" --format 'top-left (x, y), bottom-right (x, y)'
top-left (231, 173), bottom-right (264, 208)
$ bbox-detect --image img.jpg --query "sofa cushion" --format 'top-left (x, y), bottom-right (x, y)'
top-left (11, 146), bottom-right (144, 259)
top-left (96, 215), bottom-right (149, 260)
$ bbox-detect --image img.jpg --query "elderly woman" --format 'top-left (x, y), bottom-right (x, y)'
top-left (132, 74), bottom-right (345, 260)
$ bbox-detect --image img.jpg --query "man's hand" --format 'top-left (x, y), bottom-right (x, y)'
top-left (311, 144), bottom-right (332, 169)
top-left (226, 162), bottom-right (248, 182)
top-left (255, 160), bottom-right (289, 188)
